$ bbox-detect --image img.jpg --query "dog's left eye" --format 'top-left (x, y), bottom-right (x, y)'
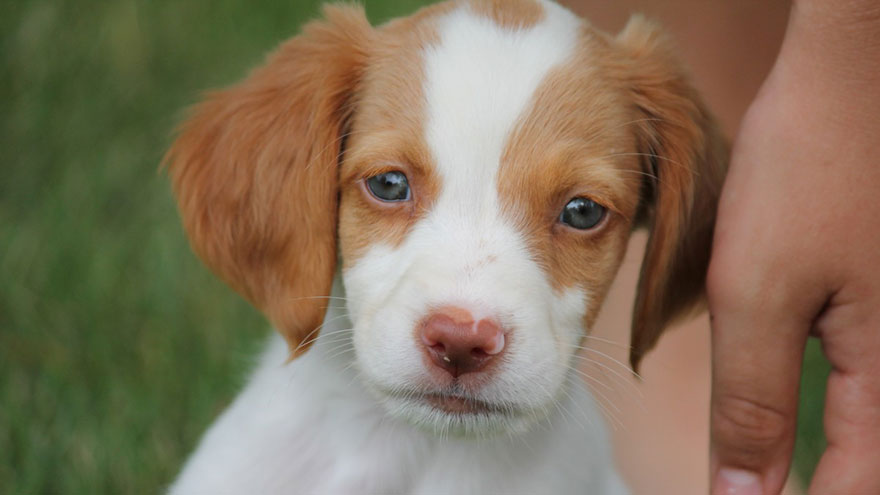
top-left (366, 172), bottom-right (411, 202)
top-left (559, 197), bottom-right (606, 230)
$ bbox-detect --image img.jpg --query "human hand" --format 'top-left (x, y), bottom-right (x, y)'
top-left (707, 1), bottom-right (880, 494)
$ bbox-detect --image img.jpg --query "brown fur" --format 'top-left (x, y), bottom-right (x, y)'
top-left (337, 10), bottom-right (445, 266)
top-left (498, 30), bottom-right (642, 330)
top-left (468, 0), bottom-right (544, 30)
top-left (165, 5), bottom-right (373, 357)
top-left (612, 16), bottom-right (728, 370)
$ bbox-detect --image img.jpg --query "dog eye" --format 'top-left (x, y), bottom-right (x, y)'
top-left (559, 197), bottom-right (606, 230)
top-left (366, 171), bottom-right (411, 202)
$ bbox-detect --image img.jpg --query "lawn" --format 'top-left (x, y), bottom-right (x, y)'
top-left (1, 0), bottom-right (827, 492)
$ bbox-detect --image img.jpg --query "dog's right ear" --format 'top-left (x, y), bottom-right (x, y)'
top-left (165, 6), bottom-right (372, 358)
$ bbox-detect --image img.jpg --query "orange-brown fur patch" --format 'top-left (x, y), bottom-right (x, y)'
top-left (165, 6), bottom-right (373, 357)
top-left (498, 30), bottom-right (641, 330)
top-left (497, 19), bottom-right (728, 365)
top-left (337, 6), bottom-right (449, 267)
top-left (467, 0), bottom-right (544, 30)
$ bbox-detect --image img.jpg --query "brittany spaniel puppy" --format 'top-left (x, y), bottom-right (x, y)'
top-left (165, 0), bottom-right (726, 493)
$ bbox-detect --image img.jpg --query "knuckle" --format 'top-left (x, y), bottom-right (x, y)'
top-left (712, 392), bottom-right (793, 462)
top-left (706, 253), bottom-right (799, 317)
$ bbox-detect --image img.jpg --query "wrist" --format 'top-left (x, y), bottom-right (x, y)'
top-left (792, 0), bottom-right (880, 28)
top-left (786, 0), bottom-right (880, 76)
top-left (763, 0), bottom-right (880, 119)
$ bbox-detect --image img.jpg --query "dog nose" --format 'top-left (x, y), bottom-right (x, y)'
top-left (419, 308), bottom-right (505, 377)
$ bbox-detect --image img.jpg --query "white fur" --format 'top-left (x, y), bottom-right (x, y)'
top-left (171, 2), bottom-right (629, 494)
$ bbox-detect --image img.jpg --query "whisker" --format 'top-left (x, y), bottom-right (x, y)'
top-left (569, 353), bottom-right (645, 400)
top-left (317, 333), bottom-right (354, 349)
top-left (309, 326), bottom-right (352, 342)
top-left (578, 346), bottom-right (643, 381)
top-left (569, 368), bottom-right (622, 414)
top-left (568, 363), bottom-right (613, 392)
top-left (582, 334), bottom-right (634, 351)
top-left (294, 313), bottom-right (351, 352)
top-left (564, 343), bottom-right (643, 381)
top-left (324, 343), bottom-right (356, 362)
top-left (556, 380), bottom-right (595, 431)
top-left (574, 360), bottom-right (647, 414)
top-left (601, 151), bottom-right (694, 175)
top-left (591, 391), bottom-right (626, 432)
top-left (303, 127), bottom-right (373, 172)
top-left (322, 333), bottom-right (355, 351)
top-left (565, 370), bottom-right (624, 432)
top-left (568, 371), bottom-right (626, 432)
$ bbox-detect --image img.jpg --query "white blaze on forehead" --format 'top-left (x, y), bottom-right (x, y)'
top-left (342, 3), bottom-right (591, 418)
top-left (422, 0), bottom-right (581, 212)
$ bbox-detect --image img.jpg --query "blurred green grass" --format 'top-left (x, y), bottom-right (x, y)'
top-left (1, 0), bottom-right (828, 492)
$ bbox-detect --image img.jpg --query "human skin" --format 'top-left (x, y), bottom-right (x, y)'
top-left (708, 0), bottom-right (880, 494)
top-left (560, 1), bottom-right (800, 493)
top-left (561, 1), bottom-right (879, 493)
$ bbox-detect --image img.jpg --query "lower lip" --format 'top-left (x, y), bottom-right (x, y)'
top-left (424, 394), bottom-right (497, 415)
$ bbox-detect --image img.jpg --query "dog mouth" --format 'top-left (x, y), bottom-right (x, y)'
top-left (383, 388), bottom-right (513, 417)
top-left (421, 392), bottom-right (504, 415)
top-left (374, 383), bottom-right (553, 437)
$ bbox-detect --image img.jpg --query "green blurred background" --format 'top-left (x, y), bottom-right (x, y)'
top-left (1, 0), bottom-right (828, 492)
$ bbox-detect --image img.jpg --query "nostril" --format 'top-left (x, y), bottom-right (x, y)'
top-left (421, 331), bottom-right (440, 348)
top-left (470, 348), bottom-right (488, 359)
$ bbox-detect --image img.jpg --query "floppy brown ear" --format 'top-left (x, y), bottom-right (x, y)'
top-left (615, 16), bottom-right (729, 370)
top-left (165, 5), bottom-right (372, 358)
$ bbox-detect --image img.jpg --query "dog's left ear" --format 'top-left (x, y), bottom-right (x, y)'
top-left (615, 16), bottom-right (729, 371)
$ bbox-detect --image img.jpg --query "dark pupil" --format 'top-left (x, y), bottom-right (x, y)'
top-left (367, 172), bottom-right (410, 201)
top-left (561, 197), bottom-right (605, 230)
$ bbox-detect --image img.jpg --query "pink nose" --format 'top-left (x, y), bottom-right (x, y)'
top-left (419, 307), bottom-right (506, 377)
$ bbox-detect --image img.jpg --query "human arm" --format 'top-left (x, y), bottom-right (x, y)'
top-left (708, 1), bottom-right (880, 493)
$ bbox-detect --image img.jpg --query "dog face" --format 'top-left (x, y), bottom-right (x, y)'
top-left (167, 0), bottom-right (726, 436)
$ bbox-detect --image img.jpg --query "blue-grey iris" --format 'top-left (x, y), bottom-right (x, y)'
top-left (366, 172), bottom-right (410, 202)
top-left (560, 197), bottom-right (605, 230)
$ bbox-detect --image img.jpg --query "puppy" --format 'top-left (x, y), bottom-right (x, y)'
top-left (165, 0), bottom-right (726, 493)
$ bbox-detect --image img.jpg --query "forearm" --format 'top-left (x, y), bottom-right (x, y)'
top-left (793, 0), bottom-right (880, 32)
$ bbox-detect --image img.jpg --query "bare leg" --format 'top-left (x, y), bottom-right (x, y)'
top-left (560, 1), bottom-right (800, 493)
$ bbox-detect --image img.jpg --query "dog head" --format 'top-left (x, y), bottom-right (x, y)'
top-left (166, 0), bottom-right (726, 436)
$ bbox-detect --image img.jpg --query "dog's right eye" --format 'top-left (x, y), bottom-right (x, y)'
top-left (366, 172), bottom-right (411, 202)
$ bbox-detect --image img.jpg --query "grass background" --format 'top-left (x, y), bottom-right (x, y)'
top-left (1, 0), bottom-right (828, 492)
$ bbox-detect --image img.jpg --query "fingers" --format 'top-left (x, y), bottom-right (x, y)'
top-left (707, 263), bottom-right (815, 495)
top-left (809, 304), bottom-right (880, 494)
top-left (810, 369), bottom-right (880, 494)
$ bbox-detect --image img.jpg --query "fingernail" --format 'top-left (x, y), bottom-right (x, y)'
top-left (715, 468), bottom-right (762, 495)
